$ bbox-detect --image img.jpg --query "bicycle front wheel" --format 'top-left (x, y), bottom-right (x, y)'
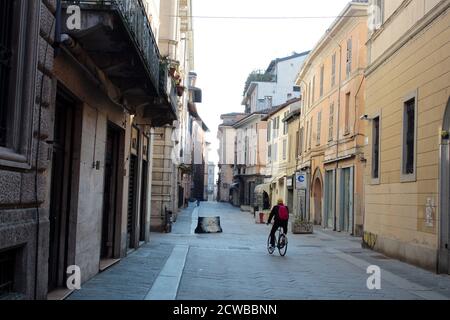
top-left (267, 234), bottom-right (275, 255)
top-left (278, 233), bottom-right (288, 256)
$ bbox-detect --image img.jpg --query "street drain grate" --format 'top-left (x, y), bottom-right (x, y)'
top-left (319, 239), bottom-right (333, 242)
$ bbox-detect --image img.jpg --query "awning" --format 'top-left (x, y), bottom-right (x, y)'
top-left (255, 183), bottom-right (271, 195)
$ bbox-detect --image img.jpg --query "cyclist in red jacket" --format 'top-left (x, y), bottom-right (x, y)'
top-left (267, 199), bottom-right (289, 248)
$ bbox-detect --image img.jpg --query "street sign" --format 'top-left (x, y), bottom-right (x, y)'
top-left (295, 172), bottom-right (307, 190)
top-left (286, 176), bottom-right (293, 188)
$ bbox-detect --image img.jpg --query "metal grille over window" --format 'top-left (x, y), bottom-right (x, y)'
top-left (0, 0), bottom-right (14, 147)
top-left (372, 117), bottom-right (380, 179)
top-left (0, 250), bottom-right (15, 298)
top-left (405, 99), bottom-right (415, 174)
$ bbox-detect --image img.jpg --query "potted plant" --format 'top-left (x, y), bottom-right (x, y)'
top-left (292, 217), bottom-right (314, 234)
top-left (175, 77), bottom-right (185, 96)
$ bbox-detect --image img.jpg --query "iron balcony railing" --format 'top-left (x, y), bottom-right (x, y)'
top-left (65, 0), bottom-right (161, 93)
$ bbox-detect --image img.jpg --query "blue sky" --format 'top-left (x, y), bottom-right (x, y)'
top-left (192, 0), bottom-right (355, 164)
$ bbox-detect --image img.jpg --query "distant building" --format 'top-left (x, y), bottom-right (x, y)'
top-left (233, 110), bottom-right (270, 209)
top-left (262, 98), bottom-right (302, 209)
top-left (207, 162), bottom-right (216, 201)
top-left (242, 52), bottom-right (310, 114)
top-left (217, 113), bottom-right (247, 202)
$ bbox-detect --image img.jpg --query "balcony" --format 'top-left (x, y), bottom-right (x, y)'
top-left (61, 0), bottom-right (176, 123)
top-left (143, 61), bottom-right (178, 126)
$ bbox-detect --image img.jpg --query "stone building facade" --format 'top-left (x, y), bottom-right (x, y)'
top-left (0, 0), bottom-right (55, 300)
top-left (0, 0), bottom-right (182, 300)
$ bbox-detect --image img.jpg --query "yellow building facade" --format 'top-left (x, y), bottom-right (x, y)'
top-left (294, 2), bottom-right (368, 235)
top-left (364, 0), bottom-right (450, 272)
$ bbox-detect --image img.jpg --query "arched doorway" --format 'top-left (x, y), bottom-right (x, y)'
top-left (439, 97), bottom-right (450, 274)
top-left (312, 169), bottom-right (323, 225)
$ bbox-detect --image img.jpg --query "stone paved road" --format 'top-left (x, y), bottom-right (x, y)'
top-left (69, 202), bottom-right (450, 300)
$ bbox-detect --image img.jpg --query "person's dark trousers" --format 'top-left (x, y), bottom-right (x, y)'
top-left (270, 220), bottom-right (288, 246)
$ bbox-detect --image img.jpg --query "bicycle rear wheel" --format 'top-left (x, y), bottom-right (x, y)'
top-left (278, 233), bottom-right (288, 256)
top-left (267, 234), bottom-right (275, 255)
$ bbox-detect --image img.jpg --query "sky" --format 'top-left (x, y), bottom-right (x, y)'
top-left (191, 0), bottom-right (353, 166)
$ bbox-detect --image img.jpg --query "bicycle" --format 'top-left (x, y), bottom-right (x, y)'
top-left (267, 225), bottom-right (288, 256)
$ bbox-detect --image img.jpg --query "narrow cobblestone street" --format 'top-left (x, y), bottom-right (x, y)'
top-left (68, 202), bottom-right (450, 300)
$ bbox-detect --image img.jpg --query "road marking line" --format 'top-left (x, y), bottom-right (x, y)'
top-left (326, 248), bottom-right (449, 300)
top-left (144, 245), bottom-right (189, 300)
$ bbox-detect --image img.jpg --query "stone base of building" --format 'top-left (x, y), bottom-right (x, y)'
top-left (150, 219), bottom-right (169, 233)
top-left (354, 224), bottom-right (364, 237)
top-left (363, 232), bottom-right (438, 272)
top-left (0, 209), bottom-right (49, 300)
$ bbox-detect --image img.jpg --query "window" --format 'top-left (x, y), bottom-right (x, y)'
top-left (267, 120), bottom-right (271, 142)
top-left (0, 0), bottom-right (39, 168)
top-left (268, 144), bottom-right (272, 162)
top-left (0, 0), bottom-right (15, 147)
top-left (316, 111), bottom-right (322, 146)
top-left (320, 65), bottom-right (324, 97)
top-left (372, 0), bottom-right (385, 30)
top-left (283, 112), bottom-right (288, 135)
top-left (273, 116), bottom-right (280, 138)
top-left (298, 127), bottom-right (304, 156)
top-left (312, 76), bottom-right (316, 104)
top-left (273, 143), bottom-right (278, 162)
top-left (346, 38), bottom-right (353, 78)
top-left (345, 93), bottom-right (351, 134)
top-left (244, 136), bottom-right (249, 165)
top-left (290, 135), bottom-right (293, 161)
top-left (328, 103), bottom-right (334, 142)
top-left (402, 92), bottom-right (418, 180)
top-left (309, 117), bottom-right (313, 150)
top-left (265, 96), bottom-right (273, 108)
top-left (308, 81), bottom-right (312, 107)
top-left (305, 121), bottom-right (309, 151)
top-left (331, 53), bottom-right (336, 87)
top-left (293, 86), bottom-right (301, 92)
top-left (282, 139), bottom-right (287, 160)
top-left (372, 116), bottom-right (380, 181)
top-left (303, 84), bottom-right (307, 108)
top-left (0, 249), bottom-right (16, 298)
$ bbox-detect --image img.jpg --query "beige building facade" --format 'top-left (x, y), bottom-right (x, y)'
top-left (233, 112), bottom-right (269, 209)
top-left (217, 113), bottom-right (247, 202)
top-left (264, 99), bottom-right (301, 209)
top-left (294, 1), bottom-right (368, 235)
top-left (364, 0), bottom-right (450, 272)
